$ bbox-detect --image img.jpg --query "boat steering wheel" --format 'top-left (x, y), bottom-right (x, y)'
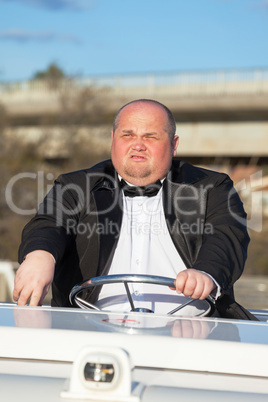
top-left (69, 274), bottom-right (214, 316)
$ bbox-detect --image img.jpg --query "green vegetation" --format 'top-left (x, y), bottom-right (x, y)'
top-left (32, 63), bottom-right (65, 81)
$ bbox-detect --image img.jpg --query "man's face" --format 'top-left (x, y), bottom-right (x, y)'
top-left (111, 102), bottom-right (179, 186)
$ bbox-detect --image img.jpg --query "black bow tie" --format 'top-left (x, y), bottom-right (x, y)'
top-left (121, 179), bottom-right (162, 198)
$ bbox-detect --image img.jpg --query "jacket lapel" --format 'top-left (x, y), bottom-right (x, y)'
top-left (163, 160), bottom-right (208, 267)
top-left (91, 173), bottom-right (123, 276)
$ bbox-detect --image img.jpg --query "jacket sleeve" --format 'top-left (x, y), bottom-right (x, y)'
top-left (192, 174), bottom-right (250, 295)
top-left (18, 172), bottom-right (86, 264)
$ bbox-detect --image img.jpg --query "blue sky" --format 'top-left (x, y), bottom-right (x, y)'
top-left (0, 0), bottom-right (268, 82)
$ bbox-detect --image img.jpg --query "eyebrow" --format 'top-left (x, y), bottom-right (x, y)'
top-left (121, 129), bottom-right (159, 136)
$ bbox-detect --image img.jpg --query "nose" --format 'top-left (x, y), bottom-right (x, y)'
top-left (132, 137), bottom-right (146, 151)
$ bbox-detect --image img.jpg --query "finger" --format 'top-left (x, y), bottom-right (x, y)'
top-left (39, 284), bottom-right (50, 306)
top-left (13, 280), bottom-right (25, 303)
top-left (13, 287), bottom-right (21, 302)
top-left (29, 289), bottom-right (43, 306)
top-left (17, 288), bottom-right (32, 306)
top-left (199, 280), bottom-right (214, 300)
top-left (182, 275), bottom-right (197, 298)
top-left (190, 280), bottom-right (205, 300)
top-left (175, 270), bottom-right (188, 294)
top-left (196, 275), bottom-right (215, 299)
top-left (13, 274), bottom-right (23, 302)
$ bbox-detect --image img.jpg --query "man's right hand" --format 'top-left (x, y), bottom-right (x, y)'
top-left (13, 250), bottom-right (55, 306)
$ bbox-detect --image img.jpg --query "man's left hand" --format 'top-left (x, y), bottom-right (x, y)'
top-left (174, 269), bottom-right (216, 300)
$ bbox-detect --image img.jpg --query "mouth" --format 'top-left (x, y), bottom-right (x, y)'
top-left (130, 155), bottom-right (147, 161)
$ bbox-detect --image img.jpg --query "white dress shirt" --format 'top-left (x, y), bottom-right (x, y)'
top-left (96, 184), bottom-right (218, 315)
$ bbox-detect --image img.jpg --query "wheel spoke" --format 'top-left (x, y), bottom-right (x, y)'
top-left (75, 296), bottom-right (101, 311)
top-left (167, 298), bottom-right (195, 315)
top-left (123, 282), bottom-right (136, 311)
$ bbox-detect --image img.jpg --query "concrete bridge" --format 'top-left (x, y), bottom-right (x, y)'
top-left (1, 68), bottom-right (268, 163)
top-left (1, 68), bottom-right (268, 115)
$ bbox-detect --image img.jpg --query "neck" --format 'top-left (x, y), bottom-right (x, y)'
top-left (119, 175), bottom-right (165, 187)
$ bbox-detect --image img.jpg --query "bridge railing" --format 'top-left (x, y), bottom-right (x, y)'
top-left (1, 68), bottom-right (268, 97)
top-left (83, 68), bottom-right (268, 87)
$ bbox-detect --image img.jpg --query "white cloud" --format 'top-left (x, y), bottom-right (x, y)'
top-left (0, 29), bottom-right (82, 44)
top-left (0, 0), bottom-right (95, 11)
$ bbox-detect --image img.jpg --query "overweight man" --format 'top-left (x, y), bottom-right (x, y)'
top-left (13, 99), bottom-right (254, 319)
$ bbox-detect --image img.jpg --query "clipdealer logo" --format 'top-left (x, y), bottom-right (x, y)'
top-left (4, 169), bottom-right (265, 234)
top-left (5, 171), bottom-right (55, 215)
top-left (230, 170), bottom-right (263, 232)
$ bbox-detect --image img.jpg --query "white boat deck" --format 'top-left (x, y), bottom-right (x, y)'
top-left (0, 304), bottom-right (268, 401)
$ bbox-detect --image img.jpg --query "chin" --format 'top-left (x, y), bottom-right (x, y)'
top-left (125, 168), bottom-right (151, 181)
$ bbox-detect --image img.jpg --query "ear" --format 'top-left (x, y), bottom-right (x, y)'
top-left (111, 130), bottom-right (114, 140)
top-left (172, 135), bottom-right (179, 156)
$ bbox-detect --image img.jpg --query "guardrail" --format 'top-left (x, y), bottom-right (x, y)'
top-left (1, 68), bottom-right (268, 97)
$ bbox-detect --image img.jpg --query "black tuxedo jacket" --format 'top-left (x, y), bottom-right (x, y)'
top-left (19, 159), bottom-right (254, 319)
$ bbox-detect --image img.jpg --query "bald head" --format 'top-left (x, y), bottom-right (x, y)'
top-left (112, 99), bottom-right (176, 142)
